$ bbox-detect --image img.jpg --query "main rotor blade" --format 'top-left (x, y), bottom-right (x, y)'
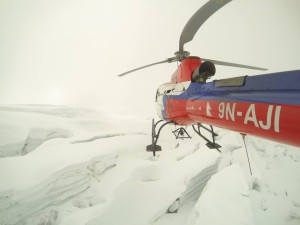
top-left (202, 58), bottom-right (268, 71)
top-left (118, 58), bottom-right (177, 77)
top-left (179, 0), bottom-right (232, 51)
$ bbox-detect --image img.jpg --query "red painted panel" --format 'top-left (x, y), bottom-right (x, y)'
top-left (166, 99), bottom-right (300, 148)
top-left (165, 98), bottom-right (193, 125)
top-left (171, 58), bottom-right (202, 83)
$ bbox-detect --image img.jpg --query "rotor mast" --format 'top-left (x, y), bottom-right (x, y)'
top-left (118, 0), bottom-right (267, 77)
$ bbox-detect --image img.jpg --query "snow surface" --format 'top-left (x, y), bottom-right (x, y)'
top-left (0, 105), bottom-right (299, 225)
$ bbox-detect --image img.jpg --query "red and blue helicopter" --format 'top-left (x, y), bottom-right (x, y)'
top-left (119, 0), bottom-right (300, 156)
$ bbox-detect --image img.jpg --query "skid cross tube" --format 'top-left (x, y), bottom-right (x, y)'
top-left (192, 123), bottom-right (221, 152)
top-left (154, 120), bottom-right (175, 146)
top-left (172, 127), bottom-right (191, 139)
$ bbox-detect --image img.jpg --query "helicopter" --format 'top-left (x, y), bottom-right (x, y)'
top-left (118, 0), bottom-right (300, 156)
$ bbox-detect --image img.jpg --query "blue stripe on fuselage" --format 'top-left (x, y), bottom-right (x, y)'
top-left (162, 95), bottom-right (168, 119)
top-left (168, 70), bottom-right (300, 105)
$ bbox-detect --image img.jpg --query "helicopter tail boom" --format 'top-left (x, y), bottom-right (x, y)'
top-left (156, 70), bottom-right (300, 148)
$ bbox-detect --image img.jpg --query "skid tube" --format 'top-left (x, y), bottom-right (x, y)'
top-left (192, 123), bottom-right (221, 152)
top-left (146, 119), bottom-right (175, 156)
top-left (146, 120), bottom-right (221, 156)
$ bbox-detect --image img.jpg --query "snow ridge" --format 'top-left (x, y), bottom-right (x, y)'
top-left (0, 153), bottom-right (117, 225)
top-left (0, 105), bottom-right (299, 225)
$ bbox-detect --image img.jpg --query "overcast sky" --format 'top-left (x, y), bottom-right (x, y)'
top-left (1, 0), bottom-right (300, 116)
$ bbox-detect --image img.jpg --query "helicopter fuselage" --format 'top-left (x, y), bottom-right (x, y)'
top-left (155, 58), bottom-right (300, 148)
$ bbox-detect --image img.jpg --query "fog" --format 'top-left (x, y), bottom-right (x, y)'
top-left (1, 0), bottom-right (299, 116)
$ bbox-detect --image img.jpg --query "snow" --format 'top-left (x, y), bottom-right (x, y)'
top-left (191, 164), bottom-right (254, 225)
top-left (0, 105), bottom-right (300, 225)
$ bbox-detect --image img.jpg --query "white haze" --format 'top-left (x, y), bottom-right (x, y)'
top-left (0, 0), bottom-right (300, 116)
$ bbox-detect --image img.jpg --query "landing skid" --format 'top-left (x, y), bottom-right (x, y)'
top-left (147, 119), bottom-right (221, 156)
top-left (192, 123), bottom-right (221, 152)
top-left (146, 119), bottom-right (175, 156)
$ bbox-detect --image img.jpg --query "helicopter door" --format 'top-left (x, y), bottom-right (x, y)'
top-left (172, 83), bottom-right (185, 94)
top-left (155, 84), bottom-right (175, 119)
top-left (164, 85), bottom-right (175, 120)
top-left (169, 82), bottom-right (191, 120)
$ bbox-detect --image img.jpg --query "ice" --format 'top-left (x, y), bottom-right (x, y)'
top-left (190, 164), bottom-right (254, 225)
top-left (71, 132), bottom-right (146, 144)
top-left (0, 153), bottom-right (117, 225)
top-left (87, 150), bottom-right (219, 225)
top-left (0, 105), bottom-right (299, 225)
top-left (0, 127), bottom-right (71, 157)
